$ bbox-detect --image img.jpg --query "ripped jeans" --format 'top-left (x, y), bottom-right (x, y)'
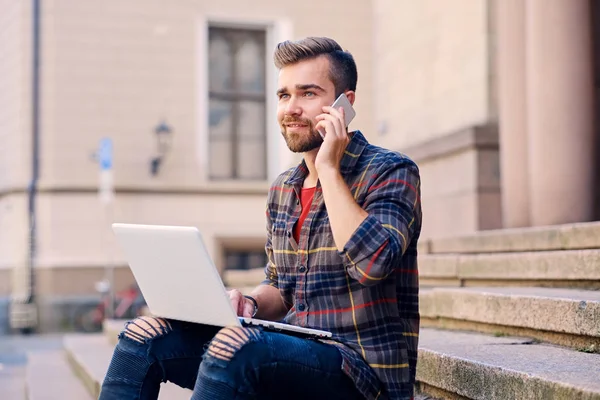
top-left (98, 316), bottom-right (365, 400)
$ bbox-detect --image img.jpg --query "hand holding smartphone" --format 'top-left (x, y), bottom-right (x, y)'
top-left (318, 93), bottom-right (356, 138)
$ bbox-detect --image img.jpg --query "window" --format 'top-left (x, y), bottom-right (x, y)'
top-left (208, 27), bottom-right (267, 180)
top-left (224, 249), bottom-right (268, 270)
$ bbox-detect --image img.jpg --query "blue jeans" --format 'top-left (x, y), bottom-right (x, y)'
top-left (99, 318), bottom-right (364, 399)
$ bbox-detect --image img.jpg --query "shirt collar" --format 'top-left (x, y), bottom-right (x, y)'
top-left (284, 130), bottom-right (369, 186)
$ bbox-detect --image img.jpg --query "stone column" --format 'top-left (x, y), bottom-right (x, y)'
top-left (496, 0), bottom-right (530, 228)
top-left (526, 0), bottom-right (595, 226)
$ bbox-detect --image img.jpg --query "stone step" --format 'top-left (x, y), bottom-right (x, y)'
top-left (419, 249), bottom-right (600, 288)
top-left (420, 221), bottom-right (600, 254)
top-left (103, 318), bottom-right (127, 346)
top-left (64, 334), bottom-right (112, 399)
top-left (417, 328), bottom-right (600, 400)
top-left (62, 332), bottom-right (437, 399)
top-left (420, 287), bottom-right (600, 351)
top-left (26, 350), bottom-right (91, 400)
top-left (63, 333), bottom-right (192, 399)
top-left (62, 327), bottom-right (600, 400)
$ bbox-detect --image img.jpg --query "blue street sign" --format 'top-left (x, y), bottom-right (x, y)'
top-left (99, 138), bottom-right (113, 170)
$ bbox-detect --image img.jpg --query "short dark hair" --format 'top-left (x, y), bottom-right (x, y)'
top-left (273, 37), bottom-right (358, 96)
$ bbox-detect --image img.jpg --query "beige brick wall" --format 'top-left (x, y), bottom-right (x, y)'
top-left (41, 0), bottom-right (375, 189)
top-left (0, 0), bottom-right (30, 297)
top-left (34, 191), bottom-right (269, 272)
top-left (0, 0), bottom-right (376, 299)
top-left (372, 0), bottom-right (493, 150)
top-left (419, 147), bottom-right (501, 238)
top-left (0, 194), bottom-right (28, 271)
top-left (0, 0), bottom-right (31, 191)
top-left (370, 0), bottom-right (500, 239)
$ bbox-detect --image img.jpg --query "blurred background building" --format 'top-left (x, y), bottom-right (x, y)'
top-left (0, 0), bottom-right (598, 333)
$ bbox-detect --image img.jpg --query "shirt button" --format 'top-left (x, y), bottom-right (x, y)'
top-left (299, 265), bottom-right (307, 273)
top-left (297, 303), bottom-right (306, 312)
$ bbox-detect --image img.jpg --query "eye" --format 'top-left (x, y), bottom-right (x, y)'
top-left (303, 91), bottom-right (316, 97)
top-left (278, 93), bottom-right (289, 100)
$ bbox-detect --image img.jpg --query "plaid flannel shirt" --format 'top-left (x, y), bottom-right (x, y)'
top-left (261, 131), bottom-right (422, 400)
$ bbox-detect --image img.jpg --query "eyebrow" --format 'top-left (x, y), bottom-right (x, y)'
top-left (276, 84), bottom-right (326, 96)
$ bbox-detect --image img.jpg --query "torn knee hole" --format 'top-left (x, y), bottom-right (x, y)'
top-left (206, 327), bottom-right (259, 361)
top-left (123, 316), bottom-right (172, 343)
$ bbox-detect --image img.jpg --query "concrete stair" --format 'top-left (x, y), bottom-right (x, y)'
top-left (71, 321), bottom-right (600, 400)
top-left (419, 221), bottom-right (600, 288)
top-left (415, 221), bottom-right (600, 399)
top-left (420, 220), bottom-right (600, 254)
top-left (23, 221), bottom-right (598, 399)
top-left (26, 350), bottom-right (91, 399)
top-left (103, 318), bottom-right (126, 346)
top-left (420, 286), bottom-right (600, 351)
top-left (419, 250), bottom-right (600, 288)
top-left (417, 329), bottom-right (600, 400)
top-left (63, 332), bottom-right (192, 399)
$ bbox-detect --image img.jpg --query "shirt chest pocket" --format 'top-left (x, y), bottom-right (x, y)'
top-left (271, 221), bottom-right (295, 270)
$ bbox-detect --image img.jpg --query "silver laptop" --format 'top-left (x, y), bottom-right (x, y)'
top-left (111, 223), bottom-right (332, 339)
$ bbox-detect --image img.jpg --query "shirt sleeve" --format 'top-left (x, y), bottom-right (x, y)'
top-left (340, 157), bottom-right (421, 286)
top-left (261, 203), bottom-right (279, 288)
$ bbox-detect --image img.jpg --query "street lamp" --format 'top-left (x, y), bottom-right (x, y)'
top-left (150, 120), bottom-right (172, 176)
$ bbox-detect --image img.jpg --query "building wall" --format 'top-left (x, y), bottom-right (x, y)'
top-left (0, 0), bottom-right (32, 300)
top-left (34, 191), bottom-right (269, 272)
top-left (0, 195), bottom-right (29, 295)
top-left (0, 0), bottom-right (31, 192)
top-left (373, 0), bottom-right (500, 238)
top-left (40, 0), bottom-right (375, 191)
top-left (3, 0), bottom-right (598, 332)
top-left (35, 0), bottom-right (374, 265)
top-left (373, 0), bottom-right (494, 148)
top-left (1, 0), bottom-right (376, 331)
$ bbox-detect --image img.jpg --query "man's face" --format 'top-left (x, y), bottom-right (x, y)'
top-left (276, 56), bottom-right (337, 153)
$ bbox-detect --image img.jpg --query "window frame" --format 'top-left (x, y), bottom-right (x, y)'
top-left (196, 16), bottom-right (292, 184)
top-left (208, 27), bottom-right (267, 181)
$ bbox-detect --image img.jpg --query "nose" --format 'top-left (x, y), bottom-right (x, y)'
top-left (284, 97), bottom-right (301, 116)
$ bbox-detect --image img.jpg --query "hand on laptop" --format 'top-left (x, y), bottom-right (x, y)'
top-left (228, 289), bottom-right (255, 318)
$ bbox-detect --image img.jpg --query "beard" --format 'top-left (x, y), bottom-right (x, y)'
top-left (280, 116), bottom-right (323, 153)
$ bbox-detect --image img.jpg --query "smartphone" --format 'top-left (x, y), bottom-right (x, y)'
top-left (331, 93), bottom-right (356, 127)
top-left (318, 93), bottom-right (356, 138)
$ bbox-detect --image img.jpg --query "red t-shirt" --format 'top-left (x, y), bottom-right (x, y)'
top-left (293, 186), bottom-right (316, 243)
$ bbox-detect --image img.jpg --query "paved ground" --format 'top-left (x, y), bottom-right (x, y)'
top-left (0, 333), bottom-right (64, 366)
top-left (0, 333), bottom-right (64, 399)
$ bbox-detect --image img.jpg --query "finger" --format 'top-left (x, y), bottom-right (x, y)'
top-left (242, 301), bottom-right (254, 318)
top-left (230, 297), bottom-right (240, 315)
top-left (315, 121), bottom-right (326, 139)
top-left (314, 113), bottom-right (330, 122)
top-left (322, 106), bottom-right (345, 128)
top-left (322, 106), bottom-right (342, 119)
top-left (330, 106), bottom-right (348, 139)
top-left (317, 114), bottom-right (344, 138)
top-left (336, 107), bottom-right (348, 138)
top-left (238, 296), bottom-right (246, 316)
top-left (229, 289), bottom-right (243, 316)
top-left (315, 120), bottom-right (335, 139)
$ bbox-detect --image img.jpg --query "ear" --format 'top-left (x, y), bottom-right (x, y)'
top-left (345, 91), bottom-right (356, 106)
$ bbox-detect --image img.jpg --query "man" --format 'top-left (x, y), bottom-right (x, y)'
top-left (99, 36), bottom-right (422, 400)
